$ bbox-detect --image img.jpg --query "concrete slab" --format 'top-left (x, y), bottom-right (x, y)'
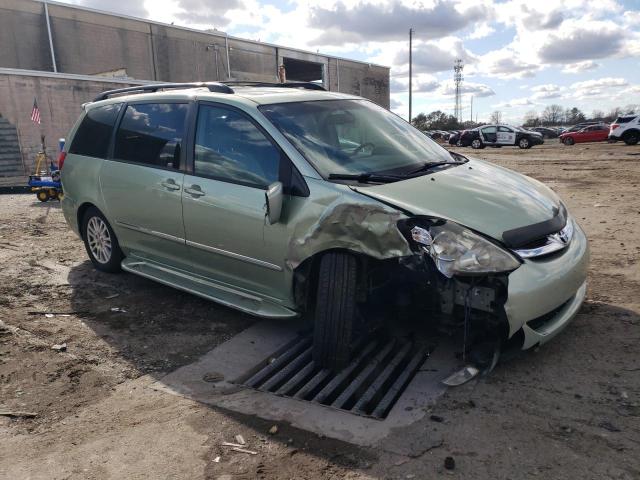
top-left (151, 320), bottom-right (459, 453)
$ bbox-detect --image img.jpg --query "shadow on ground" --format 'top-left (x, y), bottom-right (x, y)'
top-left (66, 261), bottom-right (378, 470)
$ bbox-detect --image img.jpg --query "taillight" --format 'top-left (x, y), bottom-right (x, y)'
top-left (58, 151), bottom-right (67, 170)
top-left (611, 124), bottom-right (619, 130)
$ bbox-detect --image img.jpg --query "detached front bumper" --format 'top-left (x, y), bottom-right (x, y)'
top-left (504, 222), bottom-right (589, 349)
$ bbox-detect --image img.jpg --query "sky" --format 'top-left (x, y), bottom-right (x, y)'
top-left (63, 0), bottom-right (640, 124)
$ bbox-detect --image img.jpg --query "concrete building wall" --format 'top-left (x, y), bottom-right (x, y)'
top-left (0, 71), bottom-right (144, 176)
top-left (0, 0), bottom-right (390, 180)
top-left (151, 25), bottom-right (228, 83)
top-left (48, 3), bottom-right (155, 80)
top-left (0, 0), bottom-right (389, 106)
top-left (0, 0), bottom-right (52, 71)
top-left (337, 60), bottom-right (390, 109)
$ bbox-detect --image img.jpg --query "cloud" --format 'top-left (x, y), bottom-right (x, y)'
top-left (571, 77), bottom-right (628, 90)
top-left (538, 26), bottom-right (624, 63)
top-left (493, 97), bottom-right (536, 108)
top-left (623, 10), bottom-right (640, 27)
top-left (308, 0), bottom-right (491, 45)
top-left (389, 75), bottom-right (440, 93)
top-left (390, 98), bottom-right (404, 110)
top-left (393, 37), bottom-right (478, 74)
top-left (74, 0), bottom-right (149, 17)
top-left (466, 23), bottom-right (495, 40)
top-left (570, 77), bottom-right (628, 98)
top-left (440, 82), bottom-right (496, 98)
top-left (530, 84), bottom-right (562, 99)
top-left (520, 6), bottom-right (564, 30)
top-left (391, 75), bottom-right (440, 94)
top-left (480, 49), bottom-right (539, 78)
top-left (174, 0), bottom-right (242, 26)
top-left (562, 61), bottom-right (600, 74)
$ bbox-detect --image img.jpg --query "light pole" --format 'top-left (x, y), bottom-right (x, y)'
top-left (409, 28), bottom-right (413, 123)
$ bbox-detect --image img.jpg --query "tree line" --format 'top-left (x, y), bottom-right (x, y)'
top-left (521, 104), bottom-right (639, 127)
top-left (410, 111), bottom-right (476, 131)
top-left (411, 104), bottom-right (639, 131)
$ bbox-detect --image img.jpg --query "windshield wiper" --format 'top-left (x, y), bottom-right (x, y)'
top-left (405, 155), bottom-right (468, 176)
top-left (328, 173), bottom-right (403, 183)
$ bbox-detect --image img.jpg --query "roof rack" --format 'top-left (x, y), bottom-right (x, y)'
top-left (93, 82), bottom-right (234, 102)
top-left (225, 81), bottom-right (326, 91)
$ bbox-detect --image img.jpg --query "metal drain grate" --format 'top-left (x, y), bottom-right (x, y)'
top-left (235, 335), bottom-right (428, 419)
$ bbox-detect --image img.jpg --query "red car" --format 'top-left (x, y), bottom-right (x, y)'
top-left (559, 124), bottom-right (610, 145)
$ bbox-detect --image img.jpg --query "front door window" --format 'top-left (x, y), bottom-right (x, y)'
top-left (481, 126), bottom-right (497, 143)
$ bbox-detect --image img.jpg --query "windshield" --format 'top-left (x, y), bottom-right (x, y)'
top-left (259, 99), bottom-right (454, 178)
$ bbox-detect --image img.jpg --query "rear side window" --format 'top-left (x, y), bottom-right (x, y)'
top-left (193, 104), bottom-right (280, 189)
top-left (69, 104), bottom-right (121, 158)
top-left (615, 116), bottom-right (636, 124)
top-left (114, 103), bottom-right (188, 170)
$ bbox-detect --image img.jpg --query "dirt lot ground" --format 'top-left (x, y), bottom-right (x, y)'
top-left (1, 141), bottom-right (639, 479)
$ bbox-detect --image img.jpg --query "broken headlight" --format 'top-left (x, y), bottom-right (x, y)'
top-left (410, 222), bottom-right (521, 278)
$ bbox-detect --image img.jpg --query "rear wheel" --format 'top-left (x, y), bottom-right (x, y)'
top-left (563, 137), bottom-right (575, 146)
top-left (623, 131), bottom-right (639, 145)
top-left (471, 138), bottom-right (483, 149)
top-left (82, 207), bottom-right (123, 273)
top-left (312, 252), bottom-right (358, 371)
top-left (36, 191), bottom-right (49, 202)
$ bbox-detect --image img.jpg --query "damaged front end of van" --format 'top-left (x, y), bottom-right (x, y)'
top-left (291, 158), bottom-right (589, 370)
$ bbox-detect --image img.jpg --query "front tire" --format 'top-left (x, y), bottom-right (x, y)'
top-left (563, 137), bottom-right (575, 146)
top-left (313, 252), bottom-right (358, 371)
top-left (36, 191), bottom-right (49, 202)
top-left (471, 138), bottom-right (483, 149)
top-left (518, 138), bottom-right (530, 149)
top-left (82, 207), bottom-right (123, 273)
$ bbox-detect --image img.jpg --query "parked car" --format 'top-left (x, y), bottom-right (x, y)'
top-left (564, 121), bottom-right (602, 133)
top-left (458, 127), bottom-right (479, 147)
top-left (448, 131), bottom-right (461, 145)
top-left (460, 125), bottom-right (544, 149)
top-left (559, 124), bottom-right (610, 145)
top-left (529, 127), bottom-right (558, 139)
top-left (60, 82), bottom-right (588, 371)
top-left (609, 115), bottom-right (639, 145)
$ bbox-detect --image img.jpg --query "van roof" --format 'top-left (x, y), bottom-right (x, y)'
top-left (88, 82), bottom-right (361, 108)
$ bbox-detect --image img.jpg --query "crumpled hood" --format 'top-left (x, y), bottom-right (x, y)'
top-left (353, 158), bottom-right (561, 244)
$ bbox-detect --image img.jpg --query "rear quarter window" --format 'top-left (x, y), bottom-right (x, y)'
top-left (69, 103), bottom-right (122, 158)
top-left (616, 116), bottom-right (636, 124)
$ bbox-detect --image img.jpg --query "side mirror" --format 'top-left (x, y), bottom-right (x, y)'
top-left (265, 181), bottom-right (283, 224)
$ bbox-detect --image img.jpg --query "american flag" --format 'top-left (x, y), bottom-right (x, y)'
top-left (31, 98), bottom-right (41, 125)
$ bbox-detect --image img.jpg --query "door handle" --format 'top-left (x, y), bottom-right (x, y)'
top-left (161, 179), bottom-right (181, 191)
top-left (184, 185), bottom-right (205, 197)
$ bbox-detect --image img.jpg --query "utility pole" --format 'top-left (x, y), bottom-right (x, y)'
top-left (470, 95), bottom-right (473, 123)
top-left (408, 28), bottom-right (413, 123)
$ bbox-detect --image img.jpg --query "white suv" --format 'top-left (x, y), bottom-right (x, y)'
top-left (609, 115), bottom-right (640, 145)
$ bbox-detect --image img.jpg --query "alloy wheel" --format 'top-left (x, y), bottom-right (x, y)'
top-left (86, 216), bottom-right (112, 264)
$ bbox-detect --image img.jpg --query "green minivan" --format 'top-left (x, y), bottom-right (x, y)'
top-left (60, 82), bottom-right (588, 370)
